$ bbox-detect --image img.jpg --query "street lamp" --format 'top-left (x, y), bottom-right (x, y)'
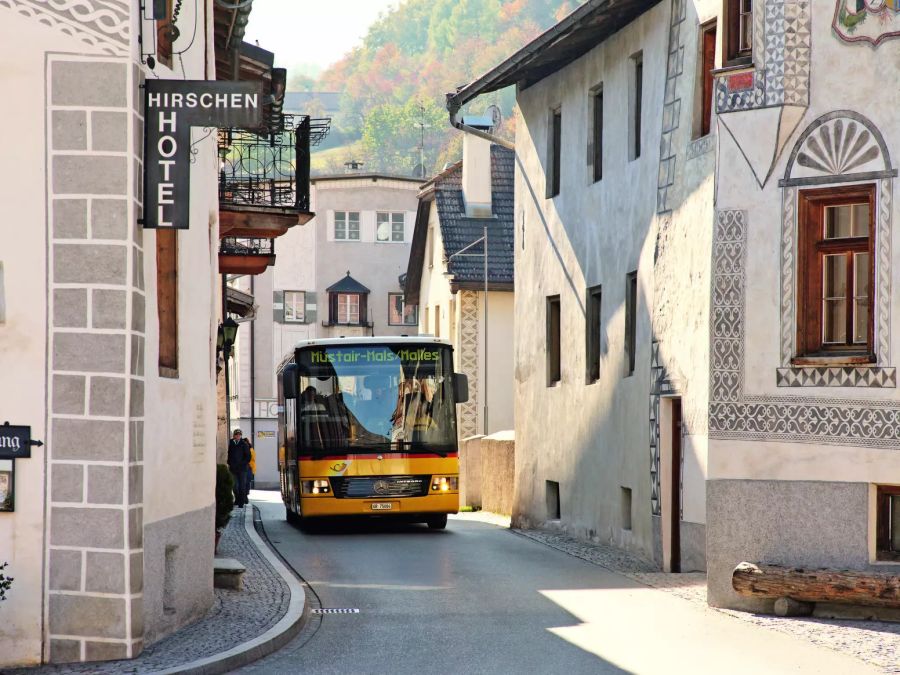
top-left (218, 317), bottom-right (239, 433)
top-left (447, 223), bottom-right (489, 435)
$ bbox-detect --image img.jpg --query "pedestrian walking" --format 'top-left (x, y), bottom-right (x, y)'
top-left (248, 442), bottom-right (257, 491)
top-left (227, 428), bottom-right (251, 508)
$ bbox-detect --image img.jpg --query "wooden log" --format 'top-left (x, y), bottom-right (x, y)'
top-left (733, 562), bottom-right (900, 609)
top-left (774, 597), bottom-right (814, 617)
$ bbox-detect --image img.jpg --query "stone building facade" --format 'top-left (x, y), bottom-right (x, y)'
top-left (707, 0), bottom-right (900, 609)
top-left (0, 1), bottom-right (221, 665)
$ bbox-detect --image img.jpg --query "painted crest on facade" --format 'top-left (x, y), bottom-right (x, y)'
top-left (834, 1), bottom-right (900, 46)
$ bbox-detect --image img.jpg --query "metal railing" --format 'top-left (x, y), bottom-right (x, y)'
top-left (219, 237), bottom-right (275, 256)
top-left (218, 115), bottom-right (330, 213)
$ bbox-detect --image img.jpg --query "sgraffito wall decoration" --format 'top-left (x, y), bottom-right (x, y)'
top-left (709, 207), bottom-right (900, 447)
top-left (833, 1), bottom-right (900, 47)
top-left (0, 0), bottom-right (129, 55)
top-left (777, 111), bottom-right (896, 386)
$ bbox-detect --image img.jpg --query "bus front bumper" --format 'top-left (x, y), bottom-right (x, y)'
top-left (300, 492), bottom-right (459, 517)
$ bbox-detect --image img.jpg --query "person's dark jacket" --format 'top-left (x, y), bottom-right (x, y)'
top-left (228, 438), bottom-right (251, 473)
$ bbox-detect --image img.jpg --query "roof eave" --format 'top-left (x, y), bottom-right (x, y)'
top-left (446, 0), bottom-right (662, 112)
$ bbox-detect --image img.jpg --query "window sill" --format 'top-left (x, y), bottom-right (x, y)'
top-left (791, 354), bottom-right (876, 367)
top-left (159, 366), bottom-right (179, 379)
top-left (714, 60), bottom-right (753, 75)
top-left (375, 240), bottom-right (406, 244)
top-left (874, 553), bottom-right (900, 564)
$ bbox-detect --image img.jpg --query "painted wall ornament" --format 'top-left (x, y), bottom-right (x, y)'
top-left (834, 1), bottom-right (900, 46)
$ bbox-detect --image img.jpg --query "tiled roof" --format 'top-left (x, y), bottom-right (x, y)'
top-left (326, 272), bottom-right (370, 294)
top-left (433, 145), bottom-right (515, 285)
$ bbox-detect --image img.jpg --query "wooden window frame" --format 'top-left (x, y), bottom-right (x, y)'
top-left (157, 229), bottom-right (178, 377)
top-left (625, 271), bottom-right (638, 377)
top-left (795, 185), bottom-right (876, 364)
top-left (329, 292), bottom-right (367, 326)
top-left (591, 86), bottom-right (603, 183)
top-left (586, 285), bottom-right (602, 383)
top-left (388, 293), bottom-right (417, 326)
top-left (724, 0), bottom-right (753, 67)
top-left (547, 295), bottom-right (561, 385)
top-left (548, 108), bottom-right (562, 198)
top-left (876, 485), bottom-right (900, 562)
top-left (698, 21), bottom-right (718, 138)
top-left (284, 290), bottom-right (306, 323)
top-left (156, 0), bottom-right (175, 69)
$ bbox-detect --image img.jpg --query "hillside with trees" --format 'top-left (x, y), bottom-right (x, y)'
top-left (312, 0), bottom-right (581, 176)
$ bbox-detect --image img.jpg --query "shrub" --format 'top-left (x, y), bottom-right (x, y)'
top-left (0, 562), bottom-right (12, 603)
top-left (216, 464), bottom-right (235, 531)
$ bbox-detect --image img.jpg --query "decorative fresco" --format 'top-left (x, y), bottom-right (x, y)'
top-left (833, 1), bottom-right (900, 47)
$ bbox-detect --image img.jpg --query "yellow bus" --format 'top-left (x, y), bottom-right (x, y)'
top-left (277, 337), bottom-right (468, 529)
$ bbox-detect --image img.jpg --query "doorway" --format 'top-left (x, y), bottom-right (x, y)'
top-left (669, 398), bottom-right (682, 573)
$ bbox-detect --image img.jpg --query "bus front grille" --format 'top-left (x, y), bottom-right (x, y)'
top-left (329, 475), bottom-right (430, 499)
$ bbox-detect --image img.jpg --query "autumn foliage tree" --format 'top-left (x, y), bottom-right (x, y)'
top-left (317, 0), bottom-right (580, 175)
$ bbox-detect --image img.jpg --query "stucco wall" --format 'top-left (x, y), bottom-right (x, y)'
top-left (0, 10), bottom-right (92, 666)
top-left (512, 4), bottom-right (670, 561)
top-left (0, 1), bottom-right (218, 663)
top-left (708, 0), bottom-right (900, 608)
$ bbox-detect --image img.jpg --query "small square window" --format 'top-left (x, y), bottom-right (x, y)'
top-left (876, 485), bottom-right (900, 561)
top-left (335, 211), bottom-right (360, 241)
top-left (377, 212), bottom-right (405, 242)
top-left (284, 291), bottom-right (305, 323)
top-left (388, 293), bottom-right (417, 326)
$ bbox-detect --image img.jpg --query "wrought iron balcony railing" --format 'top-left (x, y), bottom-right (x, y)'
top-left (219, 237), bottom-right (275, 256)
top-left (218, 114), bottom-right (330, 213)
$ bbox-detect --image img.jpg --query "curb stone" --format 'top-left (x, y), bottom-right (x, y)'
top-left (151, 504), bottom-right (307, 675)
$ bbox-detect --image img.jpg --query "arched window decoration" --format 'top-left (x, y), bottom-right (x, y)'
top-left (780, 111), bottom-right (896, 187)
top-left (779, 110), bottom-right (896, 376)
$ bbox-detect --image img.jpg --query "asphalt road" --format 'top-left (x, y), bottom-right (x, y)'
top-left (238, 492), bottom-right (878, 675)
top-left (237, 494), bottom-right (632, 675)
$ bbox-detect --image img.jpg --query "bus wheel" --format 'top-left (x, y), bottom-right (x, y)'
top-left (286, 505), bottom-right (300, 526)
top-left (426, 514), bottom-right (448, 530)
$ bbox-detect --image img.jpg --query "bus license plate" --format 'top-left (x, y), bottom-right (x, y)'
top-left (370, 502), bottom-right (393, 511)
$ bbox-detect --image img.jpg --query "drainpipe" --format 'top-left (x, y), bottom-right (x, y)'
top-left (446, 101), bottom-right (515, 150)
top-left (250, 275), bottom-right (255, 451)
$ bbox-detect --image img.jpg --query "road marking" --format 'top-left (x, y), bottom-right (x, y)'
top-left (312, 608), bottom-right (360, 614)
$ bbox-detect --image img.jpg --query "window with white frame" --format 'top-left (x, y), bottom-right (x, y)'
top-left (337, 293), bottom-right (360, 324)
top-left (376, 212), bottom-right (405, 242)
top-left (334, 211), bottom-right (360, 240)
top-left (388, 293), bottom-right (418, 326)
top-left (284, 291), bottom-right (305, 322)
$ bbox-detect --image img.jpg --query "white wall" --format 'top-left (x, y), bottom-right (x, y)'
top-left (0, 11), bottom-right (92, 666)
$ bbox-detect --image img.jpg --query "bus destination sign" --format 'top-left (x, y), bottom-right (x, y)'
top-left (310, 348), bottom-right (440, 364)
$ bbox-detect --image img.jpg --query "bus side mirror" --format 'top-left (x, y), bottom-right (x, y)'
top-left (283, 364), bottom-right (298, 399)
top-left (452, 373), bottom-right (469, 404)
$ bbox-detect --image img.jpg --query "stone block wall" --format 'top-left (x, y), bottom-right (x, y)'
top-left (480, 432), bottom-right (515, 515)
top-left (45, 54), bottom-right (145, 662)
top-left (459, 435), bottom-right (483, 508)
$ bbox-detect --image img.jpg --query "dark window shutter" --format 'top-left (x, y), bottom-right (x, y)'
top-left (360, 293), bottom-right (369, 326)
top-left (305, 291), bottom-right (317, 324)
top-left (329, 292), bottom-right (337, 325)
top-left (273, 290), bottom-right (284, 323)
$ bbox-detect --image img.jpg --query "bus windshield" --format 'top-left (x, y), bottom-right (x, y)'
top-left (294, 344), bottom-right (458, 455)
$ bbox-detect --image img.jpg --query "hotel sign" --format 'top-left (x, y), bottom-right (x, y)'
top-left (143, 80), bottom-right (264, 229)
top-left (0, 424), bottom-right (32, 459)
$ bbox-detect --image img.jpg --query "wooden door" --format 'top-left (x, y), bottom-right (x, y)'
top-left (671, 398), bottom-right (683, 573)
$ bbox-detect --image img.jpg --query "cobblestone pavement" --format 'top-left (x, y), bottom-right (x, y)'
top-left (11, 506), bottom-right (290, 675)
top-left (514, 526), bottom-right (900, 674)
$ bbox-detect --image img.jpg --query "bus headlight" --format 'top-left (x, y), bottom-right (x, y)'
top-left (302, 479), bottom-right (330, 495)
top-left (431, 476), bottom-right (458, 492)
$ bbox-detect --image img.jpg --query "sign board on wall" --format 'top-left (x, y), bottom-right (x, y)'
top-left (0, 424), bottom-right (32, 459)
top-left (143, 80), bottom-right (264, 229)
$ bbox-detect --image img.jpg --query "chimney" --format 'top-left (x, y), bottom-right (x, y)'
top-left (461, 117), bottom-right (493, 218)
